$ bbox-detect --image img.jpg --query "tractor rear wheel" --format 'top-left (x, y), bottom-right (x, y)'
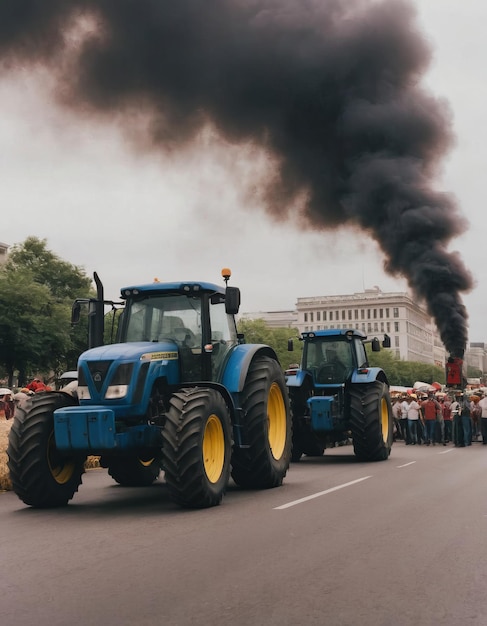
top-left (231, 356), bottom-right (292, 488)
top-left (7, 392), bottom-right (86, 507)
top-left (162, 388), bottom-right (232, 508)
top-left (107, 456), bottom-right (160, 486)
top-left (349, 381), bottom-right (393, 461)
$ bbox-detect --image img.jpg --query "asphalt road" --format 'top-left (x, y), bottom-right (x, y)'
top-left (2, 442), bottom-right (487, 626)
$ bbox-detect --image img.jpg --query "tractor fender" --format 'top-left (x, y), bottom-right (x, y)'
top-left (285, 369), bottom-right (309, 388)
top-left (221, 344), bottom-right (279, 393)
top-left (351, 367), bottom-right (389, 386)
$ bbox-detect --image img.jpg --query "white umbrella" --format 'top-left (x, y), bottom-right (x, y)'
top-left (0, 387), bottom-right (12, 395)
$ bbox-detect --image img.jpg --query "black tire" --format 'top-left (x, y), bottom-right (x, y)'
top-left (231, 356), bottom-right (292, 488)
top-left (108, 456), bottom-right (161, 486)
top-left (349, 381), bottom-right (393, 461)
top-left (162, 388), bottom-right (232, 508)
top-left (291, 439), bottom-right (325, 462)
top-left (7, 392), bottom-right (86, 507)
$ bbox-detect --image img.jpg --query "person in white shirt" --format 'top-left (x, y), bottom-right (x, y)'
top-left (400, 396), bottom-right (410, 444)
top-left (407, 394), bottom-right (422, 445)
top-left (478, 392), bottom-right (487, 444)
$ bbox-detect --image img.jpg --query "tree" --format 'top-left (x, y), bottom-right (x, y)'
top-left (237, 319), bottom-right (302, 369)
top-left (7, 236), bottom-right (91, 300)
top-left (0, 237), bottom-right (93, 386)
top-left (368, 349), bottom-right (445, 387)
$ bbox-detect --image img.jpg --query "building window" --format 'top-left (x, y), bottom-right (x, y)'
top-left (394, 322), bottom-right (399, 332)
top-left (380, 322), bottom-right (384, 332)
top-left (367, 323), bottom-right (372, 332)
top-left (373, 309), bottom-right (377, 319)
top-left (367, 309), bottom-right (371, 319)
top-left (342, 310), bottom-right (346, 320)
top-left (310, 312), bottom-right (314, 322)
top-left (323, 311), bottom-right (327, 321)
top-left (385, 308), bottom-right (389, 318)
top-left (393, 307), bottom-right (399, 318)
top-left (379, 308), bottom-right (383, 318)
top-left (348, 310), bottom-right (352, 320)
top-left (387, 322), bottom-right (391, 332)
top-left (374, 322), bottom-right (378, 332)
top-left (329, 311), bottom-right (333, 321)
top-left (317, 312), bottom-right (321, 321)
top-left (361, 309), bottom-right (365, 320)
top-left (395, 336), bottom-right (400, 347)
top-left (304, 313), bottom-right (308, 322)
top-left (354, 309), bottom-right (358, 320)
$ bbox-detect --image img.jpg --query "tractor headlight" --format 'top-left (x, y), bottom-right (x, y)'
top-left (105, 363), bottom-right (134, 400)
top-left (105, 385), bottom-right (129, 399)
top-left (77, 386), bottom-right (91, 400)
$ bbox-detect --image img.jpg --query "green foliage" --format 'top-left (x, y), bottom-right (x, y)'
top-left (0, 237), bottom-right (93, 385)
top-left (368, 350), bottom-right (445, 387)
top-left (466, 365), bottom-right (482, 379)
top-left (237, 318), bottom-right (302, 369)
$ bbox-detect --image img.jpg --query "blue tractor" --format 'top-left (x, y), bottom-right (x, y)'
top-left (8, 270), bottom-right (292, 508)
top-left (286, 329), bottom-right (393, 462)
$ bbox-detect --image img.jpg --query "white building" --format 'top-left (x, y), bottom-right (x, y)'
top-left (296, 287), bottom-right (445, 366)
top-left (242, 287), bottom-right (452, 366)
top-left (239, 310), bottom-right (298, 329)
top-left (465, 343), bottom-right (487, 377)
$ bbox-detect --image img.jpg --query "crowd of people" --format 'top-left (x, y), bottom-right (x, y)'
top-left (0, 379), bottom-right (54, 420)
top-left (392, 390), bottom-right (487, 447)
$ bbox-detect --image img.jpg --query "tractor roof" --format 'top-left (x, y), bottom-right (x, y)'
top-left (302, 329), bottom-right (367, 340)
top-left (120, 281), bottom-right (225, 299)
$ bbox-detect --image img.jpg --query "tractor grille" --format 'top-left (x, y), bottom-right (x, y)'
top-left (86, 360), bottom-right (113, 392)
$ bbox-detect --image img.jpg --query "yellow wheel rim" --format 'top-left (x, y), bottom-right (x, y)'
top-left (47, 432), bottom-right (76, 485)
top-left (268, 382), bottom-right (287, 460)
top-left (138, 457), bottom-right (155, 467)
top-left (381, 398), bottom-right (390, 443)
top-left (203, 414), bottom-right (225, 483)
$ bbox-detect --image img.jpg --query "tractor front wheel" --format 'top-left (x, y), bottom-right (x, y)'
top-left (7, 392), bottom-right (86, 507)
top-left (349, 381), bottom-right (393, 461)
top-left (162, 388), bottom-right (232, 508)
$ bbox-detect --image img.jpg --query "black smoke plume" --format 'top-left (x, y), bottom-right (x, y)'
top-left (0, 0), bottom-right (473, 356)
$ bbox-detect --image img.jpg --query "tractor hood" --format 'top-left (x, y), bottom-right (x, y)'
top-left (79, 341), bottom-right (179, 363)
top-left (77, 341), bottom-right (181, 410)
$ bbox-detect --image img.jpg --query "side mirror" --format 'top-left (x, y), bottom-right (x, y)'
top-left (225, 286), bottom-right (240, 315)
top-left (382, 334), bottom-right (391, 348)
top-left (288, 338), bottom-right (294, 352)
top-left (71, 301), bottom-right (82, 325)
top-left (371, 337), bottom-right (380, 352)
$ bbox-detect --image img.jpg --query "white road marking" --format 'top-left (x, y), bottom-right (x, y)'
top-left (438, 448), bottom-right (455, 454)
top-left (274, 476), bottom-right (372, 510)
top-left (396, 461), bottom-right (416, 468)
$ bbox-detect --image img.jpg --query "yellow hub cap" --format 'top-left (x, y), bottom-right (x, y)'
top-left (138, 457), bottom-right (155, 467)
top-left (203, 414), bottom-right (225, 483)
top-left (47, 433), bottom-right (75, 485)
top-left (381, 398), bottom-right (390, 443)
top-left (268, 383), bottom-right (286, 460)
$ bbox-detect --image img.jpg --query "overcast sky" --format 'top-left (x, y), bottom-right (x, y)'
top-left (1, 1), bottom-right (486, 343)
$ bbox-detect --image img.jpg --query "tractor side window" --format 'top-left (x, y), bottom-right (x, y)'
top-left (354, 339), bottom-right (367, 368)
top-left (209, 298), bottom-right (237, 381)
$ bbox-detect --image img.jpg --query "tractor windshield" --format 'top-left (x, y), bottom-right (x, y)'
top-left (122, 294), bottom-right (202, 346)
top-left (304, 338), bottom-right (354, 384)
